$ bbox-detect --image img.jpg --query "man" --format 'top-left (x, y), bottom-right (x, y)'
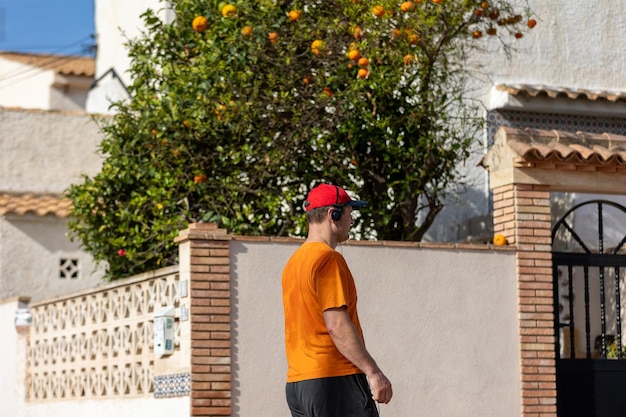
top-left (282, 183), bottom-right (393, 417)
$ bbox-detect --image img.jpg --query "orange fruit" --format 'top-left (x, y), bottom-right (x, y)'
top-left (515, 32), bottom-right (523, 39)
top-left (493, 234), bottom-right (507, 246)
top-left (403, 54), bottom-right (415, 65)
top-left (182, 120), bottom-right (190, 128)
top-left (303, 77), bottom-right (310, 85)
top-left (527, 19), bottom-right (537, 29)
top-left (288, 10), bottom-right (303, 21)
top-left (432, 0), bottom-right (444, 4)
top-left (472, 30), bottom-right (482, 38)
top-left (347, 49), bottom-right (361, 61)
top-left (358, 57), bottom-right (369, 67)
top-left (221, 4), bottom-right (237, 18)
top-left (194, 174), bottom-right (208, 184)
top-left (242, 26), bottom-right (253, 36)
top-left (192, 16), bottom-right (209, 33)
top-left (268, 32), bottom-right (279, 43)
top-left (353, 26), bottom-right (364, 40)
top-left (407, 33), bottom-right (419, 44)
top-left (372, 5), bottom-right (385, 17)
top-left (311, 39), bottom-right (325, 55)
top-left (392, 28), bottom-right (402, 38)
top-left (357, 68), bottom-right (369, 79)
top-left (400, 1), bottom-right (415, 12)
top-left (323, 87), bottom-right (333, 97)
top-left (481, 1), bottom-right (490, 8)
top-left (311, 39), bottom-right (325, 49)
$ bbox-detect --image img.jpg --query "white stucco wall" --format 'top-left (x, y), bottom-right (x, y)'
top-left (0, 58), bottom-right (53, 110)
top-left (94, 0), bottom-right (165, 87)
top-left (0, 108), bottom-right (103, 194)
top-left (88, 0), bottom-right (173, 114)
top-left (0, 58), bottom-right (91, 112)
top-left (231, 241), bottom-right (520, 417)
top-left (480, 0), bottom-right (626, 95)
top-left (50, 75), bottom-right (92, 111)
top-left (0, 215), bottom-right (105, 302)
top-left (0, 297), bottom-right (28, 417)
top-left (0, 108), bottom-right (106, 301)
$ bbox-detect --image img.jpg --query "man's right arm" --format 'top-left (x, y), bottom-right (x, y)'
top-left (323, 307), bottom-right (393, 404)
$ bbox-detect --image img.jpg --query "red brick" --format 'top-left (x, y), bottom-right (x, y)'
top-left (191, 406), bottom-right (231, 416)
top-left (192, 339), bottom-right (231, 348)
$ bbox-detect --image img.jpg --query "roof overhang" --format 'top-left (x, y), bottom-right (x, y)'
top-left (480, 127), bottom-right (626, 193)
top-left (0, 193), bottom-right (72, 218)
top-left (489, 84), bottom-right (626, 117)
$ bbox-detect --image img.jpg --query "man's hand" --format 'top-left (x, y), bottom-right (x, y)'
top-left (368, 370), bottom-right (393, 404)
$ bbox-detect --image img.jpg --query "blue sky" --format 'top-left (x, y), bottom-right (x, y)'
top-left (0, 0), bottom-right (95, 56)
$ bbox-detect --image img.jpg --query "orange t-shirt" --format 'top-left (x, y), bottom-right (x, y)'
top-left (282, 241), bottom-right (363, 382)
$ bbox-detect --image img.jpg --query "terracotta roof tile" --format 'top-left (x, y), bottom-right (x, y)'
top-left (0, 193), bottom-right (72, 218)
top-left (0, 52), bottom-right (94, 77)
top-left (496, 84), bottom-right (626, 103)
top-left (494, 127), bottom-right (626, 172)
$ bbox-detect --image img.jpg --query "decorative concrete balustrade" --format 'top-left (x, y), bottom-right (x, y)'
top-left (27, 266), bottom-right (183, 400)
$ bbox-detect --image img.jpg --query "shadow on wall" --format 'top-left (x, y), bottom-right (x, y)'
top-left (2, 215), bottom-right (105, 302)
top-left (227, 242), bottom-right (245, 417)
top-left (7, 216), bottom-right (78, 252)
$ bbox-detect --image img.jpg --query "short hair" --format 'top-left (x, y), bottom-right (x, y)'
top-left (306, 205), bottom-right (331, 224)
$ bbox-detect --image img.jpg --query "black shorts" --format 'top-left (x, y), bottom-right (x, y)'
top-left (286, 373), bottom-right (379, 417)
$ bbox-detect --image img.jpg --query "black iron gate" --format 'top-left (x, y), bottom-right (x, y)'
top-left (553, 200), bottom-right (626, 417)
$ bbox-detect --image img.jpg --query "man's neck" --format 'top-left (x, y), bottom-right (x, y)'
top-left (306, 223), bottom-right (338, 249)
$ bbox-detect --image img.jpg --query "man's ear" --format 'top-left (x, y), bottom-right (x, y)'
top-left (330, 206), bottom-right (343, 221)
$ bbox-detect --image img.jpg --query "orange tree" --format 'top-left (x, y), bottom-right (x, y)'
top-left (68, 0), bottom-right (535, 278)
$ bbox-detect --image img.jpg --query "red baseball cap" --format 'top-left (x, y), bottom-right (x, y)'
top-left (304, 184), bottom-right (367, 211)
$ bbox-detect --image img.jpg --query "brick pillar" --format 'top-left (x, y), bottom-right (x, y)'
top-left (175, 223), bottom-right (232, 417)
top-left (493, 184), bottom-right (557, 417)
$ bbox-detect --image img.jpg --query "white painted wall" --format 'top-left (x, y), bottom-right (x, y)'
top-left (0, 108), bottom-right (106, 301)
top-left (0, 57), bottom-right (91, 112)
top-left (0, 57), bottom-right (53, 110)
top-left (0, 108), bottom-right (103, 194)
top-left (479, 0), bottom-right (626, 94)
top-left (88, 0), bottom-right (173, 114)
top-left (232, 241), bottom-right (520, 417)
top-left (0, 215), bottom-right (105, 302)
top-left (0, 297), bottom-right (29, 417)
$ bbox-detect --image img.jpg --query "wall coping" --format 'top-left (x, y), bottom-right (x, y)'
top-left (30, 264), bottom-right (180, 308)
top-left (176, 222), bottom-right (516, 252)
top-left (0, 295), bottom-right (31, 305)
top-left (230, 235), bottom-right (517, 252)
